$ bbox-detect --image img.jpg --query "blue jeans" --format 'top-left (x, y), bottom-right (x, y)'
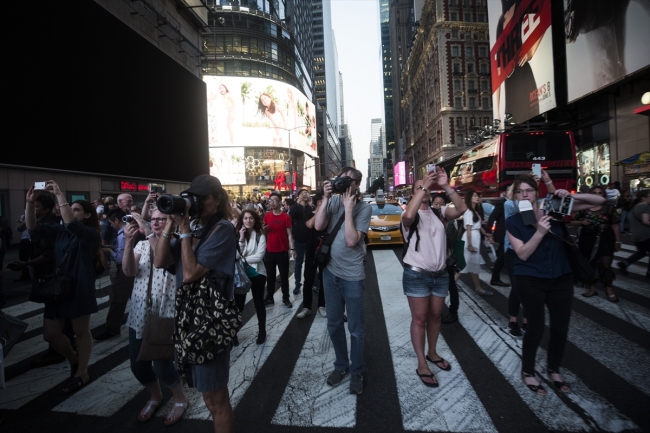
top-left (619, 210), bottom-right (631, 232)
top-left (294, 241), bottom-right (307, 289)
top-left (323, 268), bottom-right (365, 374)
top-left (129, 327), bottom-right (182, 388)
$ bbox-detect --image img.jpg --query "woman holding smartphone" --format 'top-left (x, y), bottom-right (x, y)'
top-left (459, 191), bottom-right (493, 296)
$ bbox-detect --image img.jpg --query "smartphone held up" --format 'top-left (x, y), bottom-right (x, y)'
top-left (33, 181), bottom-right (47, 190)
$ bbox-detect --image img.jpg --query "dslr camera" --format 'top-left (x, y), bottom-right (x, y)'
top-left (122, 215), bottom-right (135, 224)
top-left (157, 192), bottom-right (203, 217)
top-left (541, 193), bottom-right (574, 221)
top-left (330, 176), bottom-right (353, 193)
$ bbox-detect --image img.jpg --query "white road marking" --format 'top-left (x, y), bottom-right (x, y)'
top-left (373, 250), bottom-right (497, 432)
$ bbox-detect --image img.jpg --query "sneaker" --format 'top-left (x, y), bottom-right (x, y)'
top-left (318, 306), bottom-right (327, 318)
top-left (508, 322), bottom-right (522, 337)
top-left (293, 288), bottom-right (301, 295)
top-left (94, 331), bottom-right (119, 341)
top-left (441, 313), bottom-right (458, 324)
top-left (264, 299), bottom-right (274, 307)
top-left (31, 351), bottom-right (66, 368)
top-left (617, 261), bottom-right (628, 276)
top-left (296, 308), bottom-right (311, 319)
top-left (283, 300), bottom-right (293, 308)
top-left (326, 369), bottom-right (349, 387)
top-left (349, 373), bottom-right (364, 395)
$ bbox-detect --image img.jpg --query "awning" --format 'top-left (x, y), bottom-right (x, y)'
top-left (614, 152), bottom-right (650, 166)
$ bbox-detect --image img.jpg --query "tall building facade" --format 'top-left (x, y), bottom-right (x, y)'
top-left (380, 0), bottom-right (394, 188)
top-left (370, 118), bottom-right (384, 156)
top-left (203, 0), bottom-right (319, 197)
top-left (399, 0), bottom-right (492, 182)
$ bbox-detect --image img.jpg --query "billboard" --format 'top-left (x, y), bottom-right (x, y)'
top-left (209, 147), bottom-right (246, 185)
top-left (205, 76), bottom-right (318, 157)
top-left (488, 0), bottom-right (556, 124)
top-left (394, 161), bottom-right (406, 186)
top-left (577, 142), bottom-right (611, 189)
top-left (564, 1), bottom-right (650, 103)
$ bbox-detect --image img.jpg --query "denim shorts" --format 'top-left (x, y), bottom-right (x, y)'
top-left (402, 267), bottom-right (449, 298)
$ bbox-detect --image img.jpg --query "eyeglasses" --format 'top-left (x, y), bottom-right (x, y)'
top-left (151, 218), bottom-right (167, 223)
top-left (515, 188), bottom-right (536, 195)
top-left (268, 198), bottom-right (280, 202)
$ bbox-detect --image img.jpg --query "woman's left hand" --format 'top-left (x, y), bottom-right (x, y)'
top-left (45, 180), bottom-right (62, 196)
top-left (554, 189), bottom-right (570, 198)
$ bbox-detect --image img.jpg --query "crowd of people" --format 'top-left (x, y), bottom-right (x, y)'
top-left (1, 167), bottom-right (649, 432)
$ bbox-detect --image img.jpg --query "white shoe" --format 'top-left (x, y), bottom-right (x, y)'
top-left (296, 308), bottom-right (311, 319)
top-left (318, 306), bottom-right (327, 318)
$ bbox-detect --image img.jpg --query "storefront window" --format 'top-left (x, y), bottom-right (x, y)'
top-left (577, 141), bottom-right (611, 189)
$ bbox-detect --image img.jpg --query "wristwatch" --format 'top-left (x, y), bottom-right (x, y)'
top-left (417, 185), bottom-right (428, 193)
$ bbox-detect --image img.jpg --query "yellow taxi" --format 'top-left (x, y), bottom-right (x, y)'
top-left (366, 202), bottom-right (404, 246)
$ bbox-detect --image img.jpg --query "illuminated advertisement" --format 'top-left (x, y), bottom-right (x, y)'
top-left (488, 0), bottom-right (556, 124)
top-left (577, 142), bottom-right (611, 188)
top-left (205, 76), bottom-right (318, 157)
top-left (394, 161), bottom-right (406, 186)
top-left (209, 147), bottom-right (246, 185)
top-left (564, 1), bottom-right (650, 103)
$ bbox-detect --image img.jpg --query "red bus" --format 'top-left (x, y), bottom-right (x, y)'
top-left (442, 131), bottom-right (577, 198)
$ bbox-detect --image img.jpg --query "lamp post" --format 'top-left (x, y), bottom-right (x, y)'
top-left (268, 125), bottom-right (310, 195)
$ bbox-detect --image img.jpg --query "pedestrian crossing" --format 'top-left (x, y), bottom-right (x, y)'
top-left (1, 246), bottom-right (648, 432)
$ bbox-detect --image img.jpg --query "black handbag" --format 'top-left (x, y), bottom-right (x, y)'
top-left (314, 214), bottom-right (346, 268)
top-left (549, 224), bottom-right (595, 283)
top-left (29, 238), bottom-right (77, 304)
top-left (0, 311), bottom-right (28, 358)
top-left (137, 249), bottom-right (175, 362)
top-left (233, 244), bottom-right (253, 295)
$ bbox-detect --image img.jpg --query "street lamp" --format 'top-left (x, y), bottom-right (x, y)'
top-left (268, 125), bottom-right (308, 194)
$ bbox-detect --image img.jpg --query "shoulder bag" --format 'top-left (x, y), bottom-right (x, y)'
top-left (548, 224), bottom-right (595, 283)
top-left (314, 213), bottom-right (346, 268)
top-left (29, 238), bottom-right (77, 304)
top-left (233, 243), bottom-right (253, 295)
top-left (137, 248), bottom-right (175, 362)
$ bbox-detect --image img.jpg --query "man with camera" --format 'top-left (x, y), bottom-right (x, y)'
top-left (401, 167), bottom-right (466, 387)
top-left (315, 167), bottom-right (371, 395)
top-left (96, 209), bottom-right (135, 341)
top-left (263, 192), bottom-right (296, 308)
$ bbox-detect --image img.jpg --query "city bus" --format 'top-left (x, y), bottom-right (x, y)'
top-left (441, 131), bottom-right (577, 198)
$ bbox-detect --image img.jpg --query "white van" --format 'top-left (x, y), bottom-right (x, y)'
top-left (376, 189), bottom-right (386, 203)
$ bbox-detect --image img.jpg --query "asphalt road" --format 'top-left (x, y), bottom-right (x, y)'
top-left (1, 242), bottom-right (649, 433)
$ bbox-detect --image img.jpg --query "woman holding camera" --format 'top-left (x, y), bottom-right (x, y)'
top-left (122, 210), bottom-right (188, 425)
top-left (25, 181), bottom-right (101, 393)
top-left (506, 175), bottom-right (604, 395)
top-left (154, 175), bottom-right (236, 433)
top-left (234, 209), bottom-right (268, 344)
top-left (570, 186), bottom-right (621, 302)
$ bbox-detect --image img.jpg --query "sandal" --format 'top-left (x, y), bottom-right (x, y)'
top-left (606, 291), bottom-right (619, 303)
top-left (164, 400), bottom-right (189, 426)
top-left (547, 369), bottom-right (571, 393)
top-left (416, 369), bottom-right (438, 388)
top-left (138, 400), bottom-right (162, 422)
top-left (581, 290), bottom-right (598, 298)
top-left (426, 355), bottom-right (452, 371)
top-left (521, 372), bottom-right (546, 396)
top-left (62, 373), bottom-right (89, 394)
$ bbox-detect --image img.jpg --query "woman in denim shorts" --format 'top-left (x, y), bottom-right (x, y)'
top-left (401, 167), bottom-right (466, 387)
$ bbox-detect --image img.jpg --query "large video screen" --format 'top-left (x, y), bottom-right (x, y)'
top-left (488, 0), bottom-right (556, 124)
top-left (209, 147), bottom-right (246, 185)
top-left (205, 76), bottom-right (318, 157)
top-left (577, 142), bottom-right (611, 189)
top-left (394, 161), bottom-right (406, 186)
top-left (564, 1), bottom-right (650, 103)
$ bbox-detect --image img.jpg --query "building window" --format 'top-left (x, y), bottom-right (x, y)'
top-left (456, 117), bottom-right (463, 127)
top-left (451, 12), bottom-right (458, 21)
top-left (466, 47), bottom-right (473, 57)
top-left (455, 97), bottom-right (462, 108)
top-left (484, 117), bottom-right (491, 125)
top-left (482, 97), bottom-right (490, 108)
top-left (481, 80), bottom-right (489, 91)
top-left (464, 13), bottom-right (472, 22)
top-left (479, 46), bottom-right (487, 57)
top-left (468, 80), bottom-right (476, 90)
top-left (465, 31), bottom-right (472, 40)
top-left (457, 133), bottom-right (465, 145)
top-left (480, 63), bottom-right (489, 74)
top-left (469, 97), bottom-right (476, 108)
top-left (463, 0), bottom-right (470, 6)
top-left (452, 45), bottom-right (460, 57)
top-left (452, 29), bottom-right (459, 38)
top-left (470, 117), bottom-right (476, 126)
top-left (453, 63), bottom-right (461, 73)
top-left (467, 63), bottom-right (474, 73)
top-left (478, 13), bottom-right (486, 22)
top-left (454, 80), bottom-right (461, 91)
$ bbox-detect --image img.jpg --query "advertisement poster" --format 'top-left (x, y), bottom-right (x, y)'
top-left (394, 161), bottom-right (406, 186)
top-left (209, 147), bottom-right (246, 185)
top-left (488, 0), bottom-right (556, 124)
top-left (576, 142), bottom-right (611, 188)
top-left (564, 0), bottom-right (650, 102)
top-left (205, 76), bottom-right (318, 157)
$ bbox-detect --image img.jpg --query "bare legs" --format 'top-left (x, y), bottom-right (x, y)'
top-left (407, 295), bottom-right (446, 386)
top-left (203, 386), bottom-right (234, 433)
top-left (43, 315), bottom-right (92, 378)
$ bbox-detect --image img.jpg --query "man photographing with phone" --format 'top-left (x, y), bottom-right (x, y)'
top-left (315, 167), bottom-right (371, 395)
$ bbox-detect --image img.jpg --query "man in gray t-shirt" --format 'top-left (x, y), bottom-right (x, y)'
top-left (315, 167), bottom-right (371, 395)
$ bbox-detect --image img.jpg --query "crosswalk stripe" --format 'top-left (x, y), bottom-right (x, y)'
top-left (373, 250), bottom-right (497, 432)
top-left (454, 278), bottom-right (639, 431)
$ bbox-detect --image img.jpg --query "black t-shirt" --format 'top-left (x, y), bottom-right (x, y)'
top-left (289, 204), bottom-right (313, 243)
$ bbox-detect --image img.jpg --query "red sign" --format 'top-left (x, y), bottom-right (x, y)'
top-left (120, 181), bottom-right (137, 191)
top-left (137, 184), bottom-right (150, 192)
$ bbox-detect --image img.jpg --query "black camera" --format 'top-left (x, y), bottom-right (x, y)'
top-left (157, 192), bottom-right (202, 217)
top-left (122, 215), bottom-right (135, 224)
top-left (541, 194), bottom-right (574, 222)
top-left (330, 176), bottom-right (353, 193)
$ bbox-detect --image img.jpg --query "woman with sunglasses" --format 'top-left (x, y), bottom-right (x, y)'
top-left (570, 186), bottom-right (621, 301)
top-left (122, 210), bottom-right (188, 425)
top-left (25, 181), bottom-right (102, 394)
top-left (506, 175), bottom-right (604, 396)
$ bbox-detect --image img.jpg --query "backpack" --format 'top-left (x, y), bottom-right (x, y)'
top-left (401, 207), bottom-right (458, 259)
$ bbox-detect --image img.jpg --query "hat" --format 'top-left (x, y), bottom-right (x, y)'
top-left (183, 174), bottom-right (223, 196)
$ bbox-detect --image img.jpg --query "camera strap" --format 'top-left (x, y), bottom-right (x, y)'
top-left (323, 213), bottom-right (346, 249)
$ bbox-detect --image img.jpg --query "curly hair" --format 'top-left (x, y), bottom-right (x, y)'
top-left (235, 209), bottom-right (263, 242)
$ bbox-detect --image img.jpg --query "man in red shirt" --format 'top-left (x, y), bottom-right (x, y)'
top-left (264, 192), bottom-right (296, 308)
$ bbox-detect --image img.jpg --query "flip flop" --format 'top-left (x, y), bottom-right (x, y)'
top-left (416, 369), bottom-right (438, 388)
top-left (138, 400), bottom-right (162, 422)
top-left (426, 355), bottom-right (452, 371)
top-left (607, 293), bottom-right (619, 303)
top-left (62, 373), bottom-right (89, 394)
top-left (164, 400), bottom-right (189, 426)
